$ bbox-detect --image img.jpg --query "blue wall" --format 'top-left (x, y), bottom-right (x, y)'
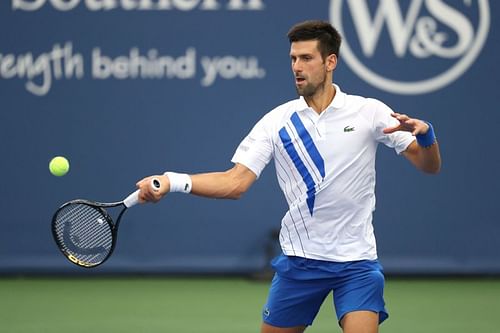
top-left (1, 0), bottom-right (498, 274)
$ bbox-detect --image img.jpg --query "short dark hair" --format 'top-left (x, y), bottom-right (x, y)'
top-left (287, 20), bottom-right (342, 59)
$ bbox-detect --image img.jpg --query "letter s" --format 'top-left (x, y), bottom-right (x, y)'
top-left (12, 0), bottom-right (46, 10)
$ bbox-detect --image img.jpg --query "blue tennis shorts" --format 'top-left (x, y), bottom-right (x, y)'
top-left (262, 254), bottom-right (388, 328)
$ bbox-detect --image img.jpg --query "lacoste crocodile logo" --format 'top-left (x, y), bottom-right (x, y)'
top-left (344, 126), bottom-right (355, 132)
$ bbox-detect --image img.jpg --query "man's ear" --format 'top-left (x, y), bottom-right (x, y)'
top-left (326, 54), bottom-right (337, 72)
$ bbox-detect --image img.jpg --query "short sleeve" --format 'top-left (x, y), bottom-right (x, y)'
top-left (231, 114), bottom-right (273, 178)
top-left (371, 99), bottom-right (415, 154)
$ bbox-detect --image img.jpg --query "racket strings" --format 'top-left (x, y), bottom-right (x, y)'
top-left (53, 203), bottom-right (114, 266)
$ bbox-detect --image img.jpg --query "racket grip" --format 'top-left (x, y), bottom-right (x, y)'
top-left (123, 190), bottom-right (140, 208)
top-left (151, 178), bottom-right (161, 190)
top-left (123, 178), bottom-right (162, 208)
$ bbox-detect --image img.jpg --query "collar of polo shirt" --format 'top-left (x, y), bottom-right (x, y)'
top-left (297, 84), bottom-right (347, 114)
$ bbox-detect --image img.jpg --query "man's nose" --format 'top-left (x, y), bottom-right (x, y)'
top-left (292, 60), bottom-right (302, 72)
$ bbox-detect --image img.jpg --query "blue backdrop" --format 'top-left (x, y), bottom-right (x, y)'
top-left (1, 0), bottom-right (498, 274)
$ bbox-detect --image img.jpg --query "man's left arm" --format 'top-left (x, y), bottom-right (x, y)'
top-left (383, 113), bottom-right (441, 174)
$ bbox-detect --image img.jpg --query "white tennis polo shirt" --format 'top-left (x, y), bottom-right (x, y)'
top-left (231, 84), bottom-right (415, 262)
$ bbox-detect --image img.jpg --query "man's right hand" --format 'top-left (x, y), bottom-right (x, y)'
top-left (136, 174), bottom-right (170, 203)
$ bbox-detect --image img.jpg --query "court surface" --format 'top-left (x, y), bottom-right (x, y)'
top-left (1, 277), bottom-right (499, 332)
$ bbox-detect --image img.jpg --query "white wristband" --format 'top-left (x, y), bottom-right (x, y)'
top-left (164, 172), bottom-right (192, 193)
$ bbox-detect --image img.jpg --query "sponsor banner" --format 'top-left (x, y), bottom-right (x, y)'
top-left (11, 0), bottom-right (265, 11)
top-left (0, 43), bottom-right (265, 96)
top-left (331, 0), bottom-right (490, 94)
top-left (0, 0), bottom-right (498, 274)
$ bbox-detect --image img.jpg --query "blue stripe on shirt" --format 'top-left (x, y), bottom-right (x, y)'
top-left (278, 126), bottom-right (316, 216)
top-left (290, 112), bottom-right (325, 179)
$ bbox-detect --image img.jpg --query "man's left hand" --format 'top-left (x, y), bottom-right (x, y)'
top-left (383, 113), bottom-right (429, 136)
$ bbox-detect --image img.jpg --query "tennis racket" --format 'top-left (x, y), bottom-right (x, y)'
top-left (51, 178), bottom-right (161, 268)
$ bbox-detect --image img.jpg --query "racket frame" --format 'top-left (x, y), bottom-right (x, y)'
top-left (52, 178), bottom-right (160, 268)
top-left (51, 199), bottom-right (127, 268)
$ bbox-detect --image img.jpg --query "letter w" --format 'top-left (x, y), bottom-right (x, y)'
top-left (347, 0), bottom-right (424, 57)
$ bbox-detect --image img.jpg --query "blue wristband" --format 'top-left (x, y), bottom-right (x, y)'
top-left (416, 122), bottom-right (436, 148)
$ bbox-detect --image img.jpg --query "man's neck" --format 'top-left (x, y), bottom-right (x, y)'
top-left (304, 84), bottom-right (336, 114)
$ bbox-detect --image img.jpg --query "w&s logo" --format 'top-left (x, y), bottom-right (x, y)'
top-left (330, 0), bottom-right (490, 95)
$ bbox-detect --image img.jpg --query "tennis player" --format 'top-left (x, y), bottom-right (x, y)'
top-left (137, 20), bottom-right (441, 333)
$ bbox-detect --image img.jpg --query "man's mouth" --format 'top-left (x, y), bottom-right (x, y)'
top-left (295, 77), bottom-right (306, 85)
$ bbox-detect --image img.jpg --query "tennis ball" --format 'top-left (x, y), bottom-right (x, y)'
top-left (49, 156), bottom-right (70, 177)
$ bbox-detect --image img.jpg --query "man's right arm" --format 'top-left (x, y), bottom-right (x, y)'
top-left (136, 163), bottom-right (257, 203)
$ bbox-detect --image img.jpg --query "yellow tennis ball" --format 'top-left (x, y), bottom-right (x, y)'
top-left (49, 156), bottom-right (70, 177)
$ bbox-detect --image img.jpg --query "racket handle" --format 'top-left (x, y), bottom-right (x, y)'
top-left (123, 190), bottom-right (140, 208)
top-left (123, 178), bottom-right (162, 208)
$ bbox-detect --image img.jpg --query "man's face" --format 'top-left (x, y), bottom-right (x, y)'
top-left (290, 40), bottom-right (335, 97)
